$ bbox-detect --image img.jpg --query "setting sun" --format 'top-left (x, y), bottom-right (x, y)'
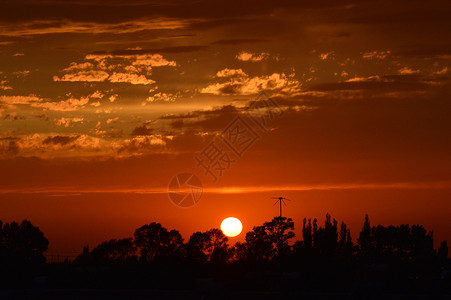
top-left (220, 217), bottom-right (243, 237)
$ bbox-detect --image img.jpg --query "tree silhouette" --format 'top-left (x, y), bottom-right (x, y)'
top-left (409, 224), bottom-right (434, 260)
top-left (186, 228), bottom-right (229, 264)
top-left (357, 215), bottom-right (435, 262)
top-left (91, 238), bottom-right (137, 264)
top-left (302, 218), bottom-right (313, 248)
top-left (438, 241), bottom-right (448, 262)
top-left (134, 222), bottom-right (183, 263)
top-left (338, 221), bottom-right (353, 256)
top-left (0, 220), bottom-right (49, 265)
top-left (242, 224), bottom-right (273, 262)
top-left (313, 213), bottom-right (338, 256)
top-left (266, 216), bottom-right (295, 257)
top-left (357, 214), bottom-right (374, 259)
top-left (241, 216), bottom-right (295, 262)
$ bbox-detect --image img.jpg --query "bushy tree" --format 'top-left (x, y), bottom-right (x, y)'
top-left (0, 220), bottom-right (49, 265)
top-left (240, 217), bottom-right (295, 262)
top-left (134, 222), bottom-right (183, 263)
top-left (357, 215), bottom-right (435, 262)
top-left (186, 228), bottom-right (229, 264)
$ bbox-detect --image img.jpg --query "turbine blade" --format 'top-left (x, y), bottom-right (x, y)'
top-left (273, 200), bottom-right (279, 206)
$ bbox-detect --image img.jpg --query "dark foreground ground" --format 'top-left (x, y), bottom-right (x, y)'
top-left (1, 262), bottom-right (450, 300)
top-left (1, 287), bottom-right (451, 300)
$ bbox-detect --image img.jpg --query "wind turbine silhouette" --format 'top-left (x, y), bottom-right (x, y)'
top-left (271, 197), bottom-right (291, 217)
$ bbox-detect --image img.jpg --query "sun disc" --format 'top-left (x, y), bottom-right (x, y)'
top-left (220, 217), bottom-right (243, 237)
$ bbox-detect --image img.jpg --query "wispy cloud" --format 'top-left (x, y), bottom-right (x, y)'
top-left (32, 96), bottom-right (89, 111)
top-left (362, 50), bottom-right (391, 59)
top-left (3, 180), bottom-right (451, 195)
top-left (0, 18), bottom-right (192, 37)
top-left (0, 95), bottom-right (43, 104)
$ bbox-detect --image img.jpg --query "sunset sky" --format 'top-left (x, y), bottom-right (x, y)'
top-left (0, 0), bottom-right (450, 255)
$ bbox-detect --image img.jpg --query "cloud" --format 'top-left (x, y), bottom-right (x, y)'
top-left (319, 51), bottom-right (335, 60)
top-left (102, 45), bottom-right (208, 55)
top-left (3, 113), bottom-right (26, 121)
top-left (132, 54), bottom-right (177, 67)
top-left (89, 90), bottom-right (105, 99)
top-left (0, 104), bottom-right (13, 116)
top-left (108, 72), bottom-right (155, 85)
top-left (236, 51), bottom-right (269, 62)
top-left (32, 96), bottom-right (89, 111)
top-left (0, 95), bottom-right (42, 104)
top-left (309, 74), bottom-right (431, 92)
top-left (63, 62), bottom-right (95, 72)
top-left (163, 104), bottom-right (241, 132)
top-left (12, 70), bottom-right (31, 78)
top-left (0, 18), bottom-right (192, 37)
top-left (345, 75), bottom-right (386, 82)
top-left (130, 123), bottom-right (153, 136)
top-left (106, 117), bottom-right (119, 124)
top-left (42, 135), bottom-right (80, 146)
top-left (95, 108), bottom-right (112, 114)
top-left (211, 39), bottom-right (267, 45)
top-left (434, 67), bottom-right (449, 75)
top-left (201, 71), bottom-right (301, 96)
top-left (7, 133), bottom-right (108, 158)
top-left (53, 71), bottom-right (110, 82)
top-left (54, 52), bottom-right (176, 84)
top-left (398, 67), bottom-right (420, 75)
top-left (0, 137), bottom-right (20, 156)
top-left (117, 135), bottom-right (166, 154)
top-left (145, 92), bottom-right (179, 103)
top-left (0, 80), bottom-right (11, 90)
top-left (362, 50), bottom-right (391, 59)
top-left (109, 95), bottom-right (117, 102)
top-left (215, 68), bottom-right (247, 78)
top-left (94, 34), bottom-right (197, 46)
top-left (55, 117), bottom-right (84, 127)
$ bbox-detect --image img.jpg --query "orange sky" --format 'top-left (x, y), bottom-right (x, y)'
top-left (0, 0), bottom-right (450, 254)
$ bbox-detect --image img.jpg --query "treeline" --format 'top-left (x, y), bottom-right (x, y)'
top-left (1, 215), bottom-right (447, 267)
top-left (1, 215), bottom-right (449, 293)
top-left (72, 214), bottom-right (448, 266)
